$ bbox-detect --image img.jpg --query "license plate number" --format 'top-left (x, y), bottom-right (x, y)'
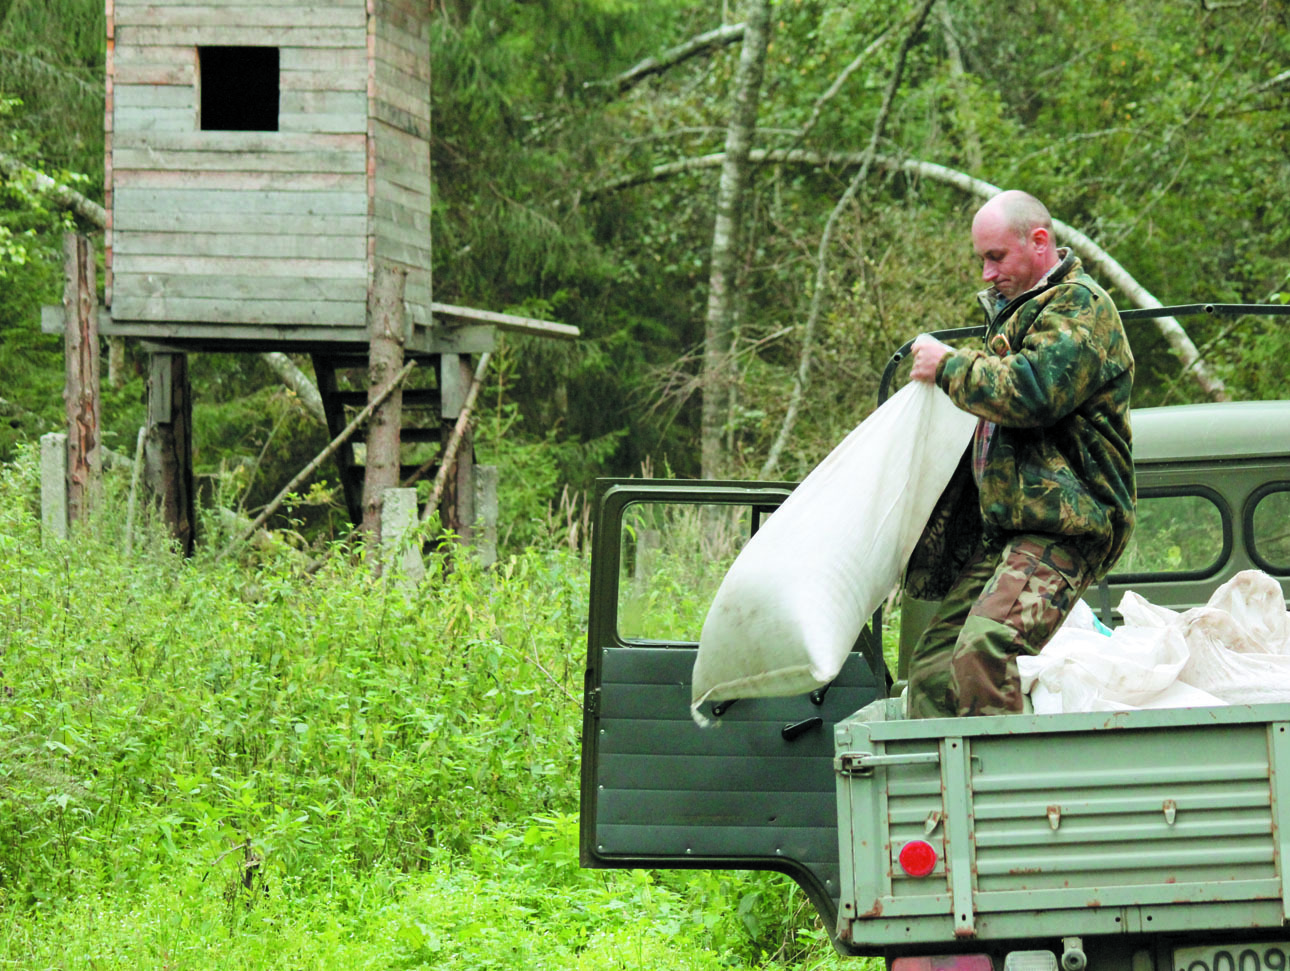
top-left (1175, 944), bottom-right (1290, 971)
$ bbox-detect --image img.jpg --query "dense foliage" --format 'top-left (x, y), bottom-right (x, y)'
top-left (0, 453), bottom-right (853, 968)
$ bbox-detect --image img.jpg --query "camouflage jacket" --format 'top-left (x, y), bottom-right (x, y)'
top-left (931, 250), bottom-right (1136, 578)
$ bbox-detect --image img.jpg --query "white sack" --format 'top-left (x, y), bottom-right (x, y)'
top-left (690, 382), bottom-right (976, 725)
top-left (1019, 569), bottom-right (1290, 713)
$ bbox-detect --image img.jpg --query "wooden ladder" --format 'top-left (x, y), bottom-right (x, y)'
top-left (311, 352), bottom-right (463, 527)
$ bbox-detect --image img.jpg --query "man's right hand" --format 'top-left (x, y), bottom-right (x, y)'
top-left (910, 335), bottom-right (952, 384)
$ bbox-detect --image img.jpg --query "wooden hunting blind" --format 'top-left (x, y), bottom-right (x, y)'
top-left (85, 0), bottom-right (577, 546)
top-left (104, 0), bottom-right (451, 351)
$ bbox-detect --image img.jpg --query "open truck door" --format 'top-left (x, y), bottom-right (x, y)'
top-left (578, 479), bottom-right (888, 927)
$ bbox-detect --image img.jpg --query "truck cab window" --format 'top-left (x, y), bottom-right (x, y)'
top-left (616, 502), bottom-right (756, 643)
top-left (1109, 490), bottom-right (1228, 580)
top-left (1249, 485), bottom-right (1290, 573)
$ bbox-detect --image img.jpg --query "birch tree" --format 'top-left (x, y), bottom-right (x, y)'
top-left (701, 0), bottom-right (771, 479)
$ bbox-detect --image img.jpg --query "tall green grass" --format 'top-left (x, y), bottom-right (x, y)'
top-left (0, 449), bottom-right (857, 970)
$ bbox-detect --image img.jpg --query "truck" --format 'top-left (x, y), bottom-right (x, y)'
top-left (579, 305), bottom-right (1290, 971)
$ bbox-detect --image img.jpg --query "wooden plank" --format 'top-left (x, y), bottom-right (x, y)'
top-left (371, 158), bottom-right (430, 196)
top-left (279, 89), bottom-right (367, 117)
top-left (113, 186), bottom-right (368, 214)
top-left (370, 100), bottom-right (429, 141)
top-left (117, 25), bottom-right (365, 47)
top-left (114, 82), bottom-right (195, 110)
top-left (280, 69), bottom-right (365, 93)
top-left (112, 44), bottom-right (195, 66)
top-left (113, 232), bottom-right (365, 260)
top-left (117, 0), bottom-right (360, 7)
top-left (114, 5), bottom-right (366, 28)
top-left (373, 54), bottom-right (430, 93)
top-left (279, 112), bottom-right (367, 135)
top-left (114, 170), bottom-right (366, 192)
top-left (372, 119), bottom-right (429, 157)
top-left (372, 176), bottom-right (431, 214)
top-left (374, 43), bottom-right (433, 88)
top-left (113, 272), bottom-right (366, 302)
top-left (372, 238), bottom-right (430, 271)
top-left (281, 46), bottom-right (366, 74)
top-left (373, 0), bottom-right (428, 42)
top-left (373, 219), bottom-right (430, 252)
top-left (111, 295), bottom-right (367, 325)
top-left (371, 75), bottom-right (429, 124)
top-left (115, 252), bottom-right (367, 278)
top-left (373, 12), bottom-right (428, 57)
top-left (368, 31), bottom-right (429, 80)
top-left (113, 63), bottom-right (195, 86)
top-left (113, 131), bottom-right (365, 153)
top-left (113, 107), bottom-right (196, 133)
top-left (113, 146), bottom-right (364, 174)
top-left (431, 303), bottom-right (580, 340)
top-left (106, 320), bottom-right (367, 344)
top-left (372, 137), bottom-right (429, 176)
top-left (373, 197), bottom-right (430, 231)
top-left (371, 81), bottom-right (429, 123)
top-left (111, 210), bottom-right (368, 236)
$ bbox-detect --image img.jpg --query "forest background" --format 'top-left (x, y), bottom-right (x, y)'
top-left (0, 0), bottom-right (1288, 968)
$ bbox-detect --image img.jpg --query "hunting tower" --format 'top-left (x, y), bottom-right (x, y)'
top-left (96, 0), bottom-right (570, 546)
top-left (104, 0), bottom-right (443, 350)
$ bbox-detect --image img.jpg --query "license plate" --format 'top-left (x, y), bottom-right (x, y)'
top-left (1175, 944), bottom-right (1290, 971)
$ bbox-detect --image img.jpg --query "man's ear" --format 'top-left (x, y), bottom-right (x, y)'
top-left (1030, 226), bottom-right (1050, 250)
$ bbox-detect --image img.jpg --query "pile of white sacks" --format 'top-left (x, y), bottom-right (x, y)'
top-left (1022, 569), bottom-right (1290, 713)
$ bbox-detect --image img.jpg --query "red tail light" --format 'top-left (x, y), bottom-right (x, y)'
top-left (897, 839), bottom-right (938, 877)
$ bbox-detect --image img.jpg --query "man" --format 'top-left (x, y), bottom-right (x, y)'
top-left (905, 190), bottom-right (1135, 718)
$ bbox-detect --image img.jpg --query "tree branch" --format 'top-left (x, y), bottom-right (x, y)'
top-left (591, 148), bottom-right (1229, 402)
top-left (261, 352), bottom-right (326, 426)
top-left (0, 150), bottom-right (106, 228)
top-left (588, 23), bottom-right (746, 95)
top-left (1253, 67), bottom-right (1290, 94)
top-left (761, 0), bottom-right (937, 477)
top-left (792, 23), bottom-right (896, 148)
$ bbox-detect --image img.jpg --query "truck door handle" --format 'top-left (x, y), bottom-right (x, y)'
top-left (711, 698), bottom-right (737, 717)
top-left (835, 751), bottom-right (941, 774)
top-left (782, 716), bottom-right (823, 741)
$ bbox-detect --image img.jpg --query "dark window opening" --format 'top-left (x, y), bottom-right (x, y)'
top-left (199, 46), bottom-right (279, 131)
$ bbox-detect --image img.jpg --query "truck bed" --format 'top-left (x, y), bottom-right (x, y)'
top-left (834, 702), bottom-right (1290, 951)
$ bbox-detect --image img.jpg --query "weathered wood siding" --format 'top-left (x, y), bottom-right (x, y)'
top-left (369, 0), bottom-right (432, 327)
top-left (106, 0), bottom-right (432, 339)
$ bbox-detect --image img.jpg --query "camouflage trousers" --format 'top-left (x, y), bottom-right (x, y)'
top-left (906, 534), bottom-right (1093, 718)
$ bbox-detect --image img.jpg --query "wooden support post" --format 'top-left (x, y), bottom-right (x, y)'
top-left (40, 432), bottom-right (68, 543)
top-left (473, 464), bottom-right (499, 567)
top-left (380, 487), bottom-right (425, 584)
top-left (361, 262), bottom-right (407, 544)
top-left (108, 337), bottom-right (127, 390)
top-left (144, 352), bottom-right (195, 556)
top-left (62, 232), bottom-right (100, 525)
top-left (438, 353), bottom-right (476, 539)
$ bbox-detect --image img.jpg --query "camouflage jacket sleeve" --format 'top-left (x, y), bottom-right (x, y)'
top-left (933, 281), bottom-right (1128, 428)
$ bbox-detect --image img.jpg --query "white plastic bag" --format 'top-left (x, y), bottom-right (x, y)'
top-left (1019, 569), bottom-right (1290, 713)
top-left (690, 382), bottom-right (976, 725)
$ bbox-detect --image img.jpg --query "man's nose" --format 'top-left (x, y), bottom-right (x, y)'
top-left (982, 262), bottom-right (997, 281)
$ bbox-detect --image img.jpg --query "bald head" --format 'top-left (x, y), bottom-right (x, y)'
top-left (978, 190), bottom-right (1054, 241)
top-left (971, 190), bottom-right (1059, 298)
